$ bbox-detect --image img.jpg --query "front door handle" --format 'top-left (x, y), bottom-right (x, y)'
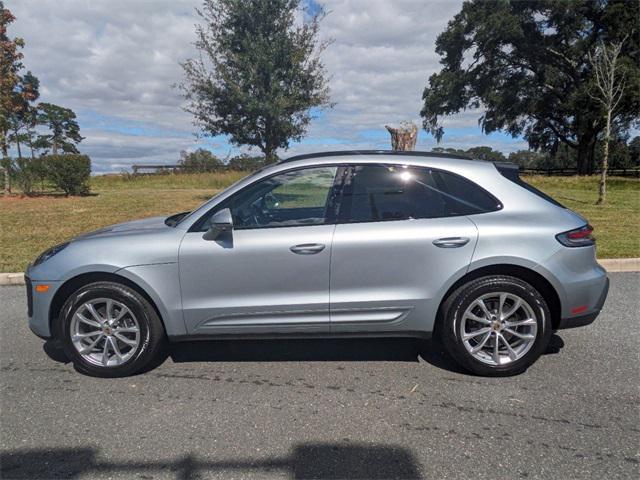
top-left (433, 237), bottom-right (470, 248)
top-left (290, 243), bottom-right (326, 255)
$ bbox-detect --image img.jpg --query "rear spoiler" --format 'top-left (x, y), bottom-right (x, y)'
top-left (492, 162), bottom-right (520, 181)
top-left (492, 161), bottom-right (565, 208)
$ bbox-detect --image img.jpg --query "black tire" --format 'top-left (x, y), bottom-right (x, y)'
top-left (439, 275), bottom-right (552, 376)
top-left (55, 281), bottom-right (166, 377)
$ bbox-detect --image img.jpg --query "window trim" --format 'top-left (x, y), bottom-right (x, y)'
top-left (188, 164), bottom-right (346, 232)
top-left (334, 163), bottom-right (503, 225)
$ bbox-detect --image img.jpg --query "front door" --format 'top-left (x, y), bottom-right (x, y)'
top-left (179, 166), bottom-right (340, 335)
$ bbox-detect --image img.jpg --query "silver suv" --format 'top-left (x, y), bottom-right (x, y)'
top-left (25, 151), bottom-right (609, 377)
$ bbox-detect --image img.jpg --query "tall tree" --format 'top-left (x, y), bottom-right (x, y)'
top-left (589, 39), bottom-right (627, 204)
top-left (8, 71), bottom-right (39, 160)
top-left (179, 0), bottom-right (332, 163)
top-left (36, 102), bottom-right (83, 154)
top-left (0, 1), bottom-right (24, 192)
top-left (420, 0), bottom-right (640, 174)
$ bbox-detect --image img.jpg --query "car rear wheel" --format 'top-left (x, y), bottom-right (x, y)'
top-left (440, 275), bottom-right (552, 376)
top-left (56, 281), bottom-right (166, 377)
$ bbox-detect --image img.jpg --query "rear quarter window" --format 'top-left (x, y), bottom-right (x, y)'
top-left (431, 170), bottom-right (503, 215)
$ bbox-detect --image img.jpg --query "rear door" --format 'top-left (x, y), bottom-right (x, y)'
top-left (329, 164), bottom-right (499, 334)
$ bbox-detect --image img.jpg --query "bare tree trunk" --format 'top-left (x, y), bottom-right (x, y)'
top-left (1, 141), bottom-right (10, 194)
top-left (13, 128), bottom-right (23, 160)
top-left (2, 166), bottom-right (10, 195)
top-left (597, 111), bottom-right (611, 204)
top-left (28, 134), bottom-right (35, 159)
top-left (385, 123), bottom-right (418, 151)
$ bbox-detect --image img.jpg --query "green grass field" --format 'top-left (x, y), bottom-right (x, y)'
top-left (0, 172), bottom-right (638, 272)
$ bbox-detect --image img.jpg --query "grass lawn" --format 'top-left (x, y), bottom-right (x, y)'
top-left (1, 172), bottom-right (638, 272)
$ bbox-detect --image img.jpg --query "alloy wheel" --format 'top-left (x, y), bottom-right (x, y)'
top-left (70, 298), bottom-right (141, 367)
top-left (460, 292), bottom-right (538, 366)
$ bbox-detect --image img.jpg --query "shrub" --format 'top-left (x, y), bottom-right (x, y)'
top-left (179, 149), bottom-right (223, 172)
top-left (12, 157), bottom-right (41, 195)
top-left (227, 154), bottom-right (265, 171)
top-left (45, 154), bottom-right (91, 196)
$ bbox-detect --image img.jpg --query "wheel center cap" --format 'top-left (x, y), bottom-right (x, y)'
top-left (103, 325), bottom-right (113, 335)
top-left (491, 321), bottom-right (501, 331)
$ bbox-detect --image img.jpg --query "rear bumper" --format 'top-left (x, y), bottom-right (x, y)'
top-left (557, 276), bottom-right (609, 330)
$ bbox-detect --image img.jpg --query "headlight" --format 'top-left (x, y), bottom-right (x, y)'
top-left (33, 242), bottom-right (70, 266)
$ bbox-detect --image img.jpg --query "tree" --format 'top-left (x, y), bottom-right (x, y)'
top-left (420, 0), bottom-right (640, 175)
top-left (179, 0), bottom-right (332, 164)
top-left (465, 146), bottom-right (506, 162)
top-left (7, 71), bottom-right (39, 160)
top-left (507, 150), bottom-right (547, 168)
top-left (227, 153), bottom-right (265, 171)
top-left (589, 39), bottom-right (627, 204)
top-left (1, 0), bottom-right (24, 192)
top-left (178, 148), bottom-right (223, 172)
top-left (36, 103), bottom-right (84, 154)
top-left (431, 146), bottom-right (468, 157)
top-left (629, 136), bottom-right (640, 167)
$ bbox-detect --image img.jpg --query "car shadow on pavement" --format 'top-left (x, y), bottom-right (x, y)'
top-left (0, 443), bottom-right (422, 479)
top-left (42, 334), bottom-right (565, 376)
top-left (168, 337), bottom-right (423, 363)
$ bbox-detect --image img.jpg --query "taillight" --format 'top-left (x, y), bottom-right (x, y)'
top-left (556, 224), bottom-right (595, 247)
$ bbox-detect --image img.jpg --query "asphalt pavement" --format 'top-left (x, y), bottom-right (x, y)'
top-left (1, 273), bottom-right (639, 479)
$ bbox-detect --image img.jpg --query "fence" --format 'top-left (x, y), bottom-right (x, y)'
top-left (520, 167), bottom-right (640, 177)
top-left (131, 164), bottom-right (243, 174)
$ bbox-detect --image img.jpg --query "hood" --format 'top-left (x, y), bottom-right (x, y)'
top-left (77, 216), bottom-right (170, 239)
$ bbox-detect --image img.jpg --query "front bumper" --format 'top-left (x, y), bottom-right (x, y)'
top-left (25, 274), bottom-right (61, 339)
top-left (557, 276), bottom-right (609, 330)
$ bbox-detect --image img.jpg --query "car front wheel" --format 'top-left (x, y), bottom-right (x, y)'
top-left (440, 275), bottom-right (552, 376)
top-left (56, 281), bottom-right (166, 377)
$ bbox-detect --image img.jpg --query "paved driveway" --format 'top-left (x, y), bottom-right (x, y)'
top-left (1, 273), bottom-right (638, 479)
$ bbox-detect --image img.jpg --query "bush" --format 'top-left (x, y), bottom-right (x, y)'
top-left (227, 154), bottom-right (265, 171)
top-left (179, 149), bottom-right (224, 172)
top-left (12, 157), bottom-right (40, 195)
top-left (45, 154), bottom-right (91, 196)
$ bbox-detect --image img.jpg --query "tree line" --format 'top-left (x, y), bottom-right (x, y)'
top-left (1, 1), bottom-right (87, 195)
top-left (3, 0), bottom-right (638, 198)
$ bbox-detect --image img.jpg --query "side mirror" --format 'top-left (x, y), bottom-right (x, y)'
top-left (203, 208), bottom-right (233, 241)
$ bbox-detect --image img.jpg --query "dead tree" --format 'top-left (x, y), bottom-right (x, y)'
top-left (385, 122), bottom-right (418, 151)
top-left (588, 39), bottom-right (627, 205)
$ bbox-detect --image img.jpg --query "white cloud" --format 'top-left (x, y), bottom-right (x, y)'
top-left (8, 0), bottom-right (521, 172)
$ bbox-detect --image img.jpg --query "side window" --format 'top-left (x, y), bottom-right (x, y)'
top-left (200, 166), bottom-right (338, 230)
top-left (430, 170), bottom-right (501, 215)
top-left (337, 165), bottom-right (499, 223)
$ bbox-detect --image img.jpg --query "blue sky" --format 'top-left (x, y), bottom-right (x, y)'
top-left (9, 0), bottom-right (527, 173)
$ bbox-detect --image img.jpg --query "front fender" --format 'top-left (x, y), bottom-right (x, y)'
top-left (115, 264), bottom-right (186, 337)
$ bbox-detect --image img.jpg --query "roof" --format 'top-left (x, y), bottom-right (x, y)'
top-left (280, 149), bottom-right (471, 164)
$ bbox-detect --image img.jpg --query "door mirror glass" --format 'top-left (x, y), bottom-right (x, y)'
top-left (203, 208), bottom-right (233, 240)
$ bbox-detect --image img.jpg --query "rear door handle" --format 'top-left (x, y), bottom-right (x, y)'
top-left (290, 243), bottom-right (326, 255)
top-left (433, 237), bottom-right (470, 248)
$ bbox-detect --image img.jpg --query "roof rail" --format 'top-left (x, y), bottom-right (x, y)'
top-left (280, 149), bottom-right (471, 163)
